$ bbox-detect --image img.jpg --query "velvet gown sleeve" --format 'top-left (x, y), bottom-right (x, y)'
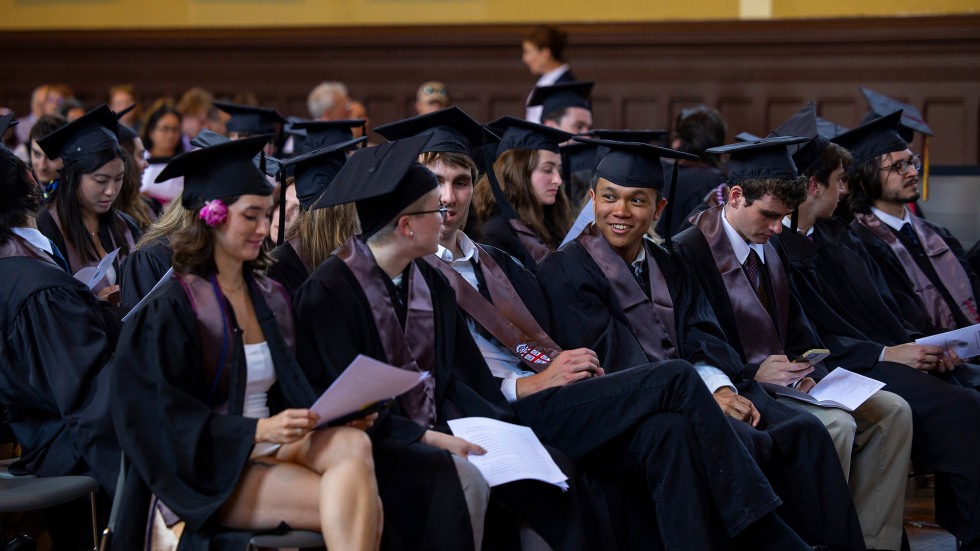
top-left (111, 281), bottom-right (257, 532)
top-left (0, 259), bottom-right (119, 493)
top-left (118, 240), bottom-right (172, 309)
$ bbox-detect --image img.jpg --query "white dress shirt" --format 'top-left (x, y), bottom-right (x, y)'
top-left (525, 63), bottom-right (571, 123)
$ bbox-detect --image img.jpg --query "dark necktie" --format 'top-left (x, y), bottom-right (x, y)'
top-left (633, 262), bottom-right (650, 298)
top-left (744, 249), bottom-right (761, 291)
top-left (47, 239), bottom-right (70, 273)
top-left (900, 222), bottom-right (922, 250)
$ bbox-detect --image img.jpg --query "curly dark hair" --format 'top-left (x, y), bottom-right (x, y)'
top-left (0, 151), bottom-right (40, 243)
top-left (738, 176), bottom-right (808, 210)
top-left (673, 106), bottom-right (727, 169)
top-left (170, 197), bottom-right (273, 276)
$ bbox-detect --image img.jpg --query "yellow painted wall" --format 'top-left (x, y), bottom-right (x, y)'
top-left (1, 0), bottom-right (978, 30)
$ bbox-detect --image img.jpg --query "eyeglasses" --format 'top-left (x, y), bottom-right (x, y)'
top-left (422, 86), bottom-right (448, 97)
top-left (879, 155), bottom-right (922, 176)
top-left (401, 204), bottom-right (448, 223)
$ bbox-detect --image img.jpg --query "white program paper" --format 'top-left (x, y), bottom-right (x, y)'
top-left (121, 267), bottom-right (174, 323)
top-left (73, 247), bottom-right (120, 289)
top-left (447, 417), bottom-right (569, 490)
top-left (915, 322), bottom-right (980, 359)
top-left (559, 198), bottom-right (594, 248)
top-left (310, 354), bottom-right (429, 427)
top-left (760, 367), bottom-right (885, 412)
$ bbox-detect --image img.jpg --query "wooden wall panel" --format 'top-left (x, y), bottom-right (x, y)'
top-left (1, 16), bottom-right (979, 163)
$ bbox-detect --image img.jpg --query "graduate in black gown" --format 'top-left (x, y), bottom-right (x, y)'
top-left (268, 136), bottom-right (365, 295)
top-left (673, 137), bottom-right (913, 551)
top-left (842, 110), bottom-right (980, 336)
top-left (537, 137), bottom-right (861, 550)
top-left (34, 105), bottom-right (140, 305)
top-left (111, 136), bottom-right (382, 551)
top-left (293, 133), bottom-right (613, 551)
top-left (0, 123), bottom-right (121, 549)
top-left (768, 105), bottom-right (980, 550)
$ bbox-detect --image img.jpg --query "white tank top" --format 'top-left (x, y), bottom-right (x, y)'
top-left (243, 342), bottom-right (281, 457)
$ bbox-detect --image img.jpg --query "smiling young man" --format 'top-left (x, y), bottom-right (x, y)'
top-left (537, 138), bottom-right (866, 550)
top-left (673, 137), bottom-right (913, 551)
top-left (768, 105), bottom-right (980, 551)
top-left (845, 110), bottom-right (980, 337)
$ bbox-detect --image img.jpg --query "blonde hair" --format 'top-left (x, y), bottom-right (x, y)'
top-left (287, 203), bottom-right (360, 269)
top-left (136, 199), bottom-right (187, 250)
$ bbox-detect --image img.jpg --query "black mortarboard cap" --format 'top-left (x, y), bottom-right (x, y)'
top-left (190, 129), bottom-right (283, 177)
top-left (574, 137), bottom-right (698, 191)
top-left (36, 104), bottom-right (119, 164)
top-left (284, 136), bottom-right (366, 210)
top-left (831, 110), bottom-right (907, 169)
top-left (312, 134), bottom-right (437, 239)
top-left (374, 106), bottom-right (498, 157)
top-left (860, 87), bottom-right (933, 140)
top-left (735, 131), bottom-right (762, 142)
top-left (817, 117), bottom-right (848, 139)
top-left (113, 105), bottom-right (139, 142)
top-left (707, 136), bottom-right (809, 184)
top-left (527, 81), bottom-right (594, 117)
top-left (0, 113), bottom-right (17, 147)
top-left (156, 134), bottom-right (274, 209)
top-left (290, 119), bottom-right (366, 155)
top-left (213, 101), bottom-right (286, 135)
top-left (587, 129), bottom-right (667, 144)
top-left (560, 141), bottom-right (599, 173)
top-left (487, 116), bottom-right (573, 155)
top-left (768, 102), bottom-right (833, 175)
top-left (575, 137), bottom-right (698, 247)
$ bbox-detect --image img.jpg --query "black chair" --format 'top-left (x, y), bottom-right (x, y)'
top-left (0, 474), bottom-right (99, 551)
top-left (247, 530), bottom-right (325, 550)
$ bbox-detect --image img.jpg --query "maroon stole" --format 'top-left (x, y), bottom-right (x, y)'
top-left (423, 243), bottom-right (562, 372)
top-left (287, 236), bottom-right (314, 274)
top-left (46, 204), bottom-right (135, 295)
top-left (0, 234), bottom-right (59, 266)
top-left (854, 212), bottom-right (979, 328)
top-left (508, 218), bottom-right (552, 266)
top-left (576, 223), bottom-right (679, 361)
top-left (337, 237), bottom-right (437, 428)
top-left (692, 205), bottom-right (789, 363)
top-left (173, 271), bottom-right (295, 409)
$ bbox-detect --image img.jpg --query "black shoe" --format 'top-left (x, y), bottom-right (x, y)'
top-left (1, 534), bottom-right (36, 551)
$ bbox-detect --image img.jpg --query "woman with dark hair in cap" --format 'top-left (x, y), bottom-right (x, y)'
top-left (35, 104), bottom-right (140, 304)
top-left (472, 117), bottom-right (574, 272)
top-left (110, 135), bottom-right (382, 551)
top-left (0, 118), bottom-right (121, 547)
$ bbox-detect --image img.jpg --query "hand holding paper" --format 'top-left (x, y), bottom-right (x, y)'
top-left (448, 417), bottom-right (569, 490)
top-left (73, 247), bottom-right (120, 290)
top-left (760, 367), bottom-right (885, 412)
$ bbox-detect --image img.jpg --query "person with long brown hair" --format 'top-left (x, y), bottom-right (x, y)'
top-left (472, 116), bottom-right (573, 273)
top-left (110, 135), bottom-right (382, 551)
top-left (35, 105), bottom-right (140, 304)
top-left (269, 137), bottom-right (365, 295)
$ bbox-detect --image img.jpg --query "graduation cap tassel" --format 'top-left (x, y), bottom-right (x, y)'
top-left (276, 166), bottom-right (287, 246)
top-left (921, 136), bottom-right (929, 202)
top-left (561, 146), bottom-right (571, 201)
top-left (480, 135), bottom-right (520, 221)
top-left (360, 123), bottom-right (368, 147)
top-left (790, 208), bottom-right (800, 233)
top-left (663, 159), bottom-right (680, 249)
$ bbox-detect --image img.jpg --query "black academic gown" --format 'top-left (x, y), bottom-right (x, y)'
top-left (969, 238), bottom-right (980, 280)
top-left (538, 238), bottom-right (864, 550)
top-left (111, 275), bottom-right (319, 551)
top-left (293, 255), bottom-right (602, 551)
top-left (119, 238), bottom-right (172, 309)
top-left (478, 214), bottom-right (542, 274)
top-left (36, 208), bottom-right (140, 278)
top-left (0, 250), bottom-right (119, 494)
top-left (268, 242), bottom-right (310, 297)
top-left (773, 221), bottom-right (980, 548)
top-left (655, 163), bottom-right (726, 238)
top-left (851, 215), bottom-right (980, 335)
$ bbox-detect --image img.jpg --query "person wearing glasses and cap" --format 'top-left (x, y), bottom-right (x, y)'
top-left (0, 115), bottom-right (122, 547)
top-left (772, 102), bottom-right (980, 551)
top-left (672, 137), bottom-right (913, 551)
top-left (845, 110), bottom-right (980, 339)
top-left (111, 135), bottom-right (382, 551)
top-left (537, 136), bottom-right (864, 550)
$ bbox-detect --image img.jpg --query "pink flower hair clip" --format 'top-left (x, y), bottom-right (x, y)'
top-left (199, 199), bottom-right (228, 227)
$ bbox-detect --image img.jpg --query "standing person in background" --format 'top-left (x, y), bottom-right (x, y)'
top-left (15, 84), bottom-right (49, 147)
top-left (522, 25), bottom-right (576, 123)
top-left (308, 81), bottom-right (353, 121)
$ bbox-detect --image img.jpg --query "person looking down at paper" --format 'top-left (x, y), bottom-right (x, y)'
top-left (110, 135), bottom-right (382, 551)
top-left (536, 136), bottom-right (863, 550)
top-left (0, 116), bottom-right (122, 548)
top-left (767, 104), bottom-right (980, 551)
top-left (672, 136), bottom-right (913, 551)
top-left (34, 104), bottom-right (141, 304)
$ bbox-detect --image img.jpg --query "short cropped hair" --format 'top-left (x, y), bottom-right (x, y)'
top-left (523, 26), bottom-right (569, 62)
